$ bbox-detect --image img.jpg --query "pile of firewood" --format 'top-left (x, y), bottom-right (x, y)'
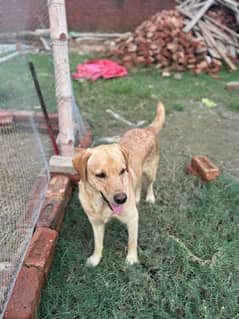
top-left (177, 0), bottom-right (239, 71)
top-left (110, 0), bottom-right (239, 74)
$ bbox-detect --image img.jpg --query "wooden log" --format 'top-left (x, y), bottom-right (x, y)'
top-left (199, 21), bottom-right (237, 70)
top-left (48, 0), bottom-right (75, 156)
top-left (202, 19), bottom-right (239, 48)
top-left (183, 0), bottom-right (215, 33)
top-left (178, 6), bottom-right (237, 70)
top-left (0, 29), bottom-right (50, 42)
top-left (204, 15), bottom-right (239, 40)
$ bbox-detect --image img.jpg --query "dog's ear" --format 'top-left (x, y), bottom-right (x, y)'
top-left (72, 148), bottom-right (91, 181)
top-left (119, 145), bottom-right (130, 172)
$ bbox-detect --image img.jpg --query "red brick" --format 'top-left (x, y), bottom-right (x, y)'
top-left (225, 81), bottom-right (239, 90)
top-left (50, 172), bottom-right (80, 187)
top-left (4, 266), bottom-right (44, 319)
top-left (36, 198), bottom-right (65, 230)
top-left (24, 227), bottom-right (58, 277)
top-left (187, 156), bottom-right (220, 182)
top-left (0, 110), bottom-right (13, 126)
top-left (55, 211), bottom-right (65, 233)
top-left (17, 175), bottom-right (48, 229)
top-left (46, 175), bottom-right (71, 200)
top-left (33, 112), bottom-right (58, 124)
top-left (12, 111), bottom-right (59, 132)
top-left (12, 111), bottom-right (34, 123)
top-left (37, 122), bottom-right (59, 132)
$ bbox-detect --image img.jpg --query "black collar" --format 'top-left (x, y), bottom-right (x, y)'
top-left (100, 191), bottom-right (113, 212)
top-left (87, 180), bottom-right (113, 212)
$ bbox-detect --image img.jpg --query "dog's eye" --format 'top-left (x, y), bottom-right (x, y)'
top-left (95, 172), bottom-right (106, 179)
top-left (120, 168), bottom-right (126, 175)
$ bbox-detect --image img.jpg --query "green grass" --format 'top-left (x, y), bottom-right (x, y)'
top-left (70, 55), bottom-right (239, 137)
top-left (1, 52), bottom-right (238, 120)
top-left (38, 172), bottom-right (239, 319)
top-left (0, 53), bottom-right (56, 111)
top-left (1, 52), bottom-right (239, 318)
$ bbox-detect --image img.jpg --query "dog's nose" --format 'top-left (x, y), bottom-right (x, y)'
top-left (113, 192), bottom-right (127, 204)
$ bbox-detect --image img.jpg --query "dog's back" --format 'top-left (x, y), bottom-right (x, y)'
top-left (119, 102), bottom-right (165, 169)
top-left (119, 102), bottom-right (165, 199)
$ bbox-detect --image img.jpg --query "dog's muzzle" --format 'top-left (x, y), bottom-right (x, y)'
top-left (100, 191), bottom-right (127, 214)
top-left (113, 192), bottom-right (127, 205)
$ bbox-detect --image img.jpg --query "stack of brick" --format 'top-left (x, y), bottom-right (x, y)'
top-left (110, 1), bottom-right (239, 74)
top-left (110, 10), bottom-right (210, 73)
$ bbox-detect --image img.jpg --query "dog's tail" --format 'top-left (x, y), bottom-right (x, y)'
top-left (149, 102), bottom-right (165, 134)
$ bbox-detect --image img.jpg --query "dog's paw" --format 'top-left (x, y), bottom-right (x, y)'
top-left (135, 196), bottom-right (141, 204)
top-left (135, 188), bottom-right (141, 204)
top-left (86, 255), bottom-right (101, 267)
top-left (146, 193), bottom-right (155, 204)
top-left (126, 254), bottom-right (139, 266)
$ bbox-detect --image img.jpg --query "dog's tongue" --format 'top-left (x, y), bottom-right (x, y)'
top-left (111, 204), bottom-right (124, 214)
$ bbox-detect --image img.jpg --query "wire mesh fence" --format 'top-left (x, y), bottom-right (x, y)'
top-left (0, 119), bottom-right (50, 317)
top-left (0, 0), bottom-right (85, 316)
top-left (0, 4), bottom-right (51, 316)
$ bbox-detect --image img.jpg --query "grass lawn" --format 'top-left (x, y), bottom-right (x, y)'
top-left (0, 53), bottom-right (56, 111)
top-left (70, 54), bottom-right (239, 139)
top-left (38, 52), bottom-right (239, 318)
top-left (0, 52), bottom-right (239, 119)
top-left (1, 52), bottom-right (238, 318)
top-left (37, 173), bottom-right (239, 319)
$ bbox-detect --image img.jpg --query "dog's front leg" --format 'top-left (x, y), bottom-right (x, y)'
top-left (126, 210), bottom-right (139, 265)
top-left (87, 218), bottom-right (105, 267)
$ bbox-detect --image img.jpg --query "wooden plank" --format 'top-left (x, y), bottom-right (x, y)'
top-left (205, 15), bottom-right (239, 40)
top-left (48, 0), bottom-right (75, 156)
top-left (199, 21), bottom-right (237, 70)
top-left (199, 29), bottom-right (221, 59)
top-left (178, 5), bottom-right (237, 69)
top-left (183, 0), bottom-right (215, 32)
top-left (203, 20), bottom-right (239, 48)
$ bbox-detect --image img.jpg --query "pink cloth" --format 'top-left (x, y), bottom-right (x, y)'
top-left (72, 59), bottom-right (127, 81)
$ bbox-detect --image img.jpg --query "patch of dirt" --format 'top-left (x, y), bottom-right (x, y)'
top-left (160, 107), bottom-right (239, 180)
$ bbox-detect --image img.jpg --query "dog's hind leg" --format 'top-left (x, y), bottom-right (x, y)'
top-left (144, 154), bottom-right (159, 204)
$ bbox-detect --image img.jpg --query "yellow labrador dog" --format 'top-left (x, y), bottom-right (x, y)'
top-left (73, 102), bottom-right (165, 266)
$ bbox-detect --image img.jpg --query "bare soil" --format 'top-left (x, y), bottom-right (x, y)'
top-left (160, 107), bottom-right (239, 180)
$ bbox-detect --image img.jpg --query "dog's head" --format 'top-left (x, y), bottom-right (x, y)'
top-left (73, 144), bottom-right (130, 214)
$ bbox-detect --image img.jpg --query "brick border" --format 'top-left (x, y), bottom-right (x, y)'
top-left (0, 109), bottom-right (93, 148)
top-left (0, 109), bottom-right (58, 132)
top-left (3, 174), bottom-right (73, 319)
top-left (1, 108), bottom-right (92, 318)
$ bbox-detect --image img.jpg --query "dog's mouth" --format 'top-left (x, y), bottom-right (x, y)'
top-left (100, 191), bottom-right (125, 214)
top-left (110, 204), bottom-right (124, 214)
